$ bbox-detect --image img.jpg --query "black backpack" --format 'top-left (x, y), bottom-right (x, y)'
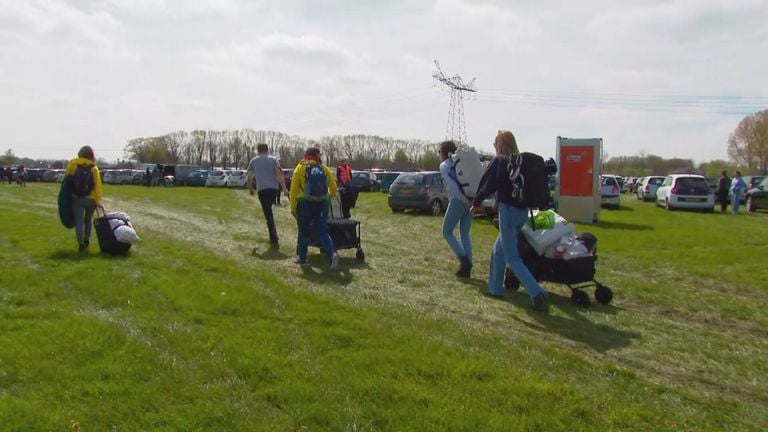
top-left (70, 164), bottom-right (95, 197)
top-left (506, 153), bottom-right (553, 210)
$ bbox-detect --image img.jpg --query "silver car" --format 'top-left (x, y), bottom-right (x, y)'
top-left (635, 176), bottom-right (666, 201)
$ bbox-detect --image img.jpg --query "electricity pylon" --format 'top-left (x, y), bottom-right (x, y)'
top-left (433, 60), bottom-right (476, 145)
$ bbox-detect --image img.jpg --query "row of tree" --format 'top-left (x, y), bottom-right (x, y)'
top-left (123, 129), bottom-right (444, 171)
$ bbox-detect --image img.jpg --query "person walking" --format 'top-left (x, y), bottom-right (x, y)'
top-left (246, 143), bottom-right (288, 247)
top-left (336, 158), bottom-right (353, 218)
top-left (64, 146), bottom-right (102, 253)
top-left (151, 164), bottom-right (161, 187)
top-left (438, 140), bottom-right (473, 278)
top-left (730, 171), bottom-right (747, 213)
top-left (470, 130), bottom-right (547, 311)
top-left (17, 164), bottom-right (27, 187)
top-left (289, 147), bottom-right (339, 269)
top-left (717, 170), bottom-right (731, 212)
top-left (145, 167), bottom-right (151, 187)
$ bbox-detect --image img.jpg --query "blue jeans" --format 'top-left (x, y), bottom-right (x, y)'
top-left (72, 196), bottom-right (96, 246)
top-left (732, 191), bottom-right (743, 213)
top-left (488, 203), bottom-right (545, 299)
top-left (296, 199), bottom-right (335, 262)
top-left (442, 198), bottom-right (473, 261)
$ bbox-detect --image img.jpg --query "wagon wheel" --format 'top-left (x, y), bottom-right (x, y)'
top-left (594, 284), bottom-right (613, 305)
top-left (504, 269), bottom-right (520, 291)
top-left (570, 290), bottom-right (590, 308)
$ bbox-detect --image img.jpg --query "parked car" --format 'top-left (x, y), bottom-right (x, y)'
top-left (186, 170), bottom-right (210, 187)
top-left (351, 170), bottom-right (381, 192)
top-left (226, 170), bottom-right (248, 188)
top-left (600, 175), bottom-right (621, 209)
top-left (206, 170), bottom-right (229, 187)
top-left (376, 171), bottom-right (402, 193)
top-left (132, 171), bottom-right (146, 185)
top-left (635, 176), bottom-right (666, 201)
top-left (103, 169), bottom-right (135, 185)
top-left (25, 168), bottom-right (46, 182)
top-left (656, 174), bottom-right (714, 211)
top-left (388, 171), bottom-right (448, 215)
top-left (42, 169), bottom-right (65, 182)
top-left (745, 177), bottom-right (768, 212)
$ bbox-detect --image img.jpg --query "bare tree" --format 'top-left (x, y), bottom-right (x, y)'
top-left (728, 110), bottom-right (768, 174)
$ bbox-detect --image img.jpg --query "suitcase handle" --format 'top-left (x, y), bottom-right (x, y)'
top-left (95, 205), bottom-right (107, 218)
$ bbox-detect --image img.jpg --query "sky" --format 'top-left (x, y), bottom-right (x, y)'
top-left (1, 0), bottom-right (767, 163)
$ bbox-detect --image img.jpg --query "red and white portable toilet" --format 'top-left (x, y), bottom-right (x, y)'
top-left (555, 137), bottom-right (602, 223)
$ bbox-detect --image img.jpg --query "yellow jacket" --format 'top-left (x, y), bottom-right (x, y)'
top-left (289, 160), bottom-right (337, 214)
top-left (64, 157), bottom-right (103, 203)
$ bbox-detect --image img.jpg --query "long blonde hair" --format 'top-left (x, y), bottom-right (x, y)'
top-left (495, 130), bottom-right (519, 155)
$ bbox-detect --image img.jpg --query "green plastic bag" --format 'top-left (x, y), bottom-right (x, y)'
top-left (528, 209), bottom-right (556, 230)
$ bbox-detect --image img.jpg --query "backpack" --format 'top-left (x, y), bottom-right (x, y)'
top-left (70, 163), bottom-right (95, 197)
top-left (449, 147), bottom-right (484, 198)
top-left (303, 163), bottom-right (328, 202)
top-left (506, 153), bottom-right (553, 210)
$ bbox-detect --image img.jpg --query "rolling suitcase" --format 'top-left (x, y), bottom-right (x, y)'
top-left (93, 206), bottom-right (132, 255)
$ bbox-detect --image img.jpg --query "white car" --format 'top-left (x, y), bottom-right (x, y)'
top-left (655, 174), bottom-right (714, 211)
top-left (205, 170), bottom-right (229, 187)
top-left (226, 170), bottom-right (247, 188)
top-left (103, 169), bottom-right (135, 185)
top-left (600, 175), bottom-right (621, 209)
top-left (636, 176), bottom-right (666, 201)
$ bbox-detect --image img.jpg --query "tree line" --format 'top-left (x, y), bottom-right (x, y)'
top-left (123, 129), bottom-right (444, 171)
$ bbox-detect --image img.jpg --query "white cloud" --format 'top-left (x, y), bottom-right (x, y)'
top-left (1, 0), bottom-right (766, 161)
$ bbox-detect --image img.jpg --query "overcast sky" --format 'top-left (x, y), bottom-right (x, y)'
top-left (2, 0), bottom-right (767, 163)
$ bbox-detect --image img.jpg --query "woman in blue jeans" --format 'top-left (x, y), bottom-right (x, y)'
top-left (470, 130), bottom-right (547, 311)
top-left (438, 140), bottom-right (473, 277)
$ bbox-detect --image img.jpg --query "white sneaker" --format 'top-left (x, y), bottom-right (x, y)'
top-left (329, 253), bottom-right (339, 270)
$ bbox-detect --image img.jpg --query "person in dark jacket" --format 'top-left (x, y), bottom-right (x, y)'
top-left (717, 170), bottom-right (730, 212)
top-left (470, 130), bottom-right (547, 311)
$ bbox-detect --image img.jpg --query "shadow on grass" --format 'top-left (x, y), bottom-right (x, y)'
top-left (297, 255), bottom-right (369, 287)
top-left (49, 249), bottom-right (131, 261)
top-left (251, 246), bottom-right (290, 261)
top-left (482, 287), bottom-right (639, 352)
top-left (596, 220), bottom-right (653, 231)
top-left (524, 292), bottom-right (639, 352)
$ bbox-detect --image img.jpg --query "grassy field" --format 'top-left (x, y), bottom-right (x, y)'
top-left (0, 182), bottom-right (766, 431)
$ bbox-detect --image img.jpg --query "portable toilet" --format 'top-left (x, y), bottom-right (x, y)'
top-left (555, 137), bottom-right (602, 223)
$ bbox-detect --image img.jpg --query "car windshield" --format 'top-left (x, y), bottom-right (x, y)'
top-left (379, 173), bottom-right (400, 180)
top-left (675, 177), bottom-right (709, 193)
top-left (751, 177), bottom-right (765, 186)
top-left (188, 171), bottom-right (207, 177)
top-left (353, 172), bottom-right (369, 178)
top-left (759, 177), bottom-right (768, 188)
top-left (393, 174), bottom-right (424, 185)
top-left (601, 177), bottom-right (617, 186)
top-left (649, 177), bottom-right (665, 186)
top-left (211, 171), bottom-right (225, 176)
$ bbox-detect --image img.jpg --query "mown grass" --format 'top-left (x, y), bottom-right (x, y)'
top-left (0, 183), bottom-right (766, 431)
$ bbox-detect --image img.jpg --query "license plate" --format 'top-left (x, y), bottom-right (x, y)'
top-left (680, 197), bottom-right (705, 202)
top-left (400, 188), bottom-right (413, 194)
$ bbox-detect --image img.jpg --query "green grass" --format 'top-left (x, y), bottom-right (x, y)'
top-left (1, 183), bottom-right (766, 431)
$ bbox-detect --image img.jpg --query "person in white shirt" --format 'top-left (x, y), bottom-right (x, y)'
top-left (438, 140), bottom-right (473, 278)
